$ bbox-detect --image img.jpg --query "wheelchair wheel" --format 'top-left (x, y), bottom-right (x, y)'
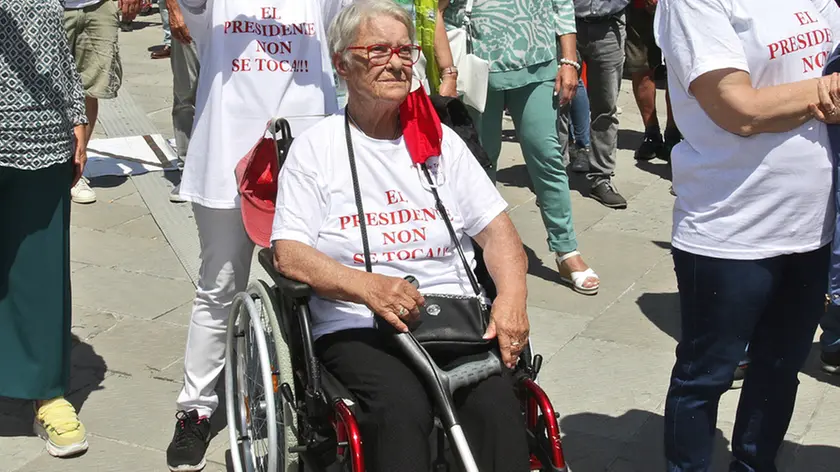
top-left (249, 280), bottom-right (299, 470)
top-left (225, 291), bottom-right (279, 472)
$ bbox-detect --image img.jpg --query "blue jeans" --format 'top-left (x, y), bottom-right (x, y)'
top-left (666, 246), bottom-right (829, 472)
top-left (159, 0), bottom-right (171, 46)
top-left (568, 78), bottom-right (590, 148)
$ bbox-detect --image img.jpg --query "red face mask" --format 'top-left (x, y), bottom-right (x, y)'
top-left (399, 87), bottom-right (442, 165)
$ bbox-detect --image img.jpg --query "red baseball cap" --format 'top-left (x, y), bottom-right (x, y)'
top-left (235, 134), bottom-right (279, 248)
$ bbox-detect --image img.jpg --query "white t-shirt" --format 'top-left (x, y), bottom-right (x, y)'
top-left (64, 0), bottom-right (103, 9)
top-left (178, 0), bottom-right (351, 209)
top-left (271, 113), bottom-right (508, 339)
top-left (654, 0), bottom-right (840, 259)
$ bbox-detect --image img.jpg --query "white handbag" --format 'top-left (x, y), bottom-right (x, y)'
top-left (446, 0), bottom-right (489, 113)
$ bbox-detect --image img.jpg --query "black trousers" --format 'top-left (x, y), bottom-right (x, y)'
top-left (316, 328), bottom-right (530, 472)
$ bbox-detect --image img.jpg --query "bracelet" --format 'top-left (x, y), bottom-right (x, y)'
top-left (559, 58), bottom-right (581, 71)
top-left (441, 66), bottom-right (458, 76)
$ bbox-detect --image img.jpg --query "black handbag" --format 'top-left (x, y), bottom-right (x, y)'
top-left (344, 113), bottom-right (492, 356)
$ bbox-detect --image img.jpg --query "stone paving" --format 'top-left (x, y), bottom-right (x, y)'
top-left (2, 6), bottom-right (840, 472)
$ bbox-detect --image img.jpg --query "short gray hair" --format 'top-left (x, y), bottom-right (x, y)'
top-left (328, 0), bottom-right (416, 65)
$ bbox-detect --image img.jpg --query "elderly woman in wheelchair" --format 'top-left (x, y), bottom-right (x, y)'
top-left (224, 1), bottom-right (570, 472)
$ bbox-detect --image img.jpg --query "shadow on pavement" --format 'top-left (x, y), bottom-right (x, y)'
top-left (559, 409), bottom-right (840, 471)
top-left (636, 292), bottom-right (681, 342)
top-left (523, 244), bottom-right (563, 285)
top-left (0, 334), bottom-right (106, 438)
top-left (88, 174), bottom-right (129, 189)
top-left (800, 343), bottom-right (840, 388)
top-left (635, 159), bottom-right (672, 181)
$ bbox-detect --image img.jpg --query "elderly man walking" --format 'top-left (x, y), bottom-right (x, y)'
top-left (573, 0), bottom-right (630, 209)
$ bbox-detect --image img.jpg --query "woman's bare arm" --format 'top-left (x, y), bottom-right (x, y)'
top-left (274, 240), bottom-right (369, 304)
top-left (273, 241), bottom-right (424, 332)
top-left (689, 68), bottom-right (822, 136)
top-left (472, 213), bottom-right (528, 299)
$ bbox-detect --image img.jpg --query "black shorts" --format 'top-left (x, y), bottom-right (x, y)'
top-left (625, 6), bottom-right (661, 74)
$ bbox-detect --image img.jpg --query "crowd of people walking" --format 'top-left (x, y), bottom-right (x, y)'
top-left (4, 0), bottom-right (840, 470)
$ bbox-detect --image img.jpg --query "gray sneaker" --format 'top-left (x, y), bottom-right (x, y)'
top-left (170, 184), bottom-right (187, 203)
top-left (590, 180), bottom-right (627, 209)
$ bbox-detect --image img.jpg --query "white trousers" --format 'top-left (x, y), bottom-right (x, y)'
top-left (176, 204), bottom-right (255, 417)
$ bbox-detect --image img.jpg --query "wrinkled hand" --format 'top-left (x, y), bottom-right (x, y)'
top-left (439, 75), bottom-right (458, 98)
top-left (167, 0), bottom-right (193, 44)
top-left (810, 73), bottom-right (840, 124)
top-left (554, 64), bottom-right (578, 107)
top-left (72, 125), bottom-right (88, 187)
top-left (483, 294), bottom-right (529, 369)
top-left (361, 273), bottom-right (425, 333)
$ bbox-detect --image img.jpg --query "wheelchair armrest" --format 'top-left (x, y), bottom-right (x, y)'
top-left (258, 248), bottom-right (313, 299)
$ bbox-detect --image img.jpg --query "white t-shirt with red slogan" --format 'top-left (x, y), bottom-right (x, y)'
top-left (178, 0), bottom-right (351, 209)
top-left (271, 112), bottom-right (508, 340)
top-left (654, 0), bottom-right (840, 259)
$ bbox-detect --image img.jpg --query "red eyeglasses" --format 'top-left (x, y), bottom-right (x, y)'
top-left (345, 44), bottom-right (421, 66)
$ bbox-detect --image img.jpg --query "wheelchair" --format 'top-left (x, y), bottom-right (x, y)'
top-left (224, 118), bottom-right (571, 472)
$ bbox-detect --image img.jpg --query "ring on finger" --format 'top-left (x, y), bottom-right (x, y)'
top-left (398, 306), bottom-right (408, 317)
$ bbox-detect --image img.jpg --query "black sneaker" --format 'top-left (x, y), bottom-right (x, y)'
top-left (167, 410), bottom-right (211, 471)
top-left (634, 132), bottom-right (664, 161)
top-left (570, 146), bottom-right (591, 173)
top-left (730, 361), bottom-right (748, 390)
top-left (821, 350), bottom-right (840, 374)
top-left (590, 180), bottom-right (627, 209)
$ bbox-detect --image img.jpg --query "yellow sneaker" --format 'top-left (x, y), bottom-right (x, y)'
top-left (33, 397), bottom-right (89, 457)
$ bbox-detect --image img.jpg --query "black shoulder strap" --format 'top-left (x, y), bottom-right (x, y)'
top-left (345, 113), bottom-right (373, 273)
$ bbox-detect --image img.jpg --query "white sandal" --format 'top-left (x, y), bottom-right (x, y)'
top-left (556, 251), bottom-right (600, 295)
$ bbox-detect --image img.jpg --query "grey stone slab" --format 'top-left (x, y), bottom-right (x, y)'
top-left (17, 435), bottom-right (165, 472)
top-left (540, 337), bottom-right (674, 441)
top-left (580, 257), bottom-right (680, 352)
top-left (153, 301), bottom-right (194, 327)
top-left (71, 265), bottom-right (195, 320)
top-left (73, 318), bottom-right (187, 377)
top-left (783, 379), bottom-right (840, 472)
top-left (527, 306), bottom-right (591, 365)
top-left (109, 214), bottom-right (164, 240)
top-left (589, 179), bottom-right (675, 241)
top-left (71, 307), bottom-right (120, 342)
top-left (0, 431), bottom-right (45, 472)
top-left (112, 190), bottom-right (147, 208)
top-left (519, 227), bottom-right (671, 319)
top-left (70, 261), bottom-right (89, 273)
top-left (69, 200), bottom-right (150, 232)
top-left (70, 227), bottom-right (189, 281)
top-left (65, 374), bottom-right (182, 453)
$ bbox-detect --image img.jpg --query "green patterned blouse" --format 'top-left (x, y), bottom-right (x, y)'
top-left (444, 0), bottom-right (576, 90)
top-left (0, 0), bottom-right (87, 170)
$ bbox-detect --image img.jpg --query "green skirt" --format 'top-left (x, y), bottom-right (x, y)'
top-left (0, 160), bottom-right (72, 400)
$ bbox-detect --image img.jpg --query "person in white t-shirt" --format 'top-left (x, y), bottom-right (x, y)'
top-left (166, 0), bottom-right (351, 469)
top-left (654, 0), bottom-right (840, 469)
top-left (272, 2), bottom-right (531, 470)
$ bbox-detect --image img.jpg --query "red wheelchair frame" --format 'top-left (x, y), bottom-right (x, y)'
top-left (257, 249), bottom-right (570, 472)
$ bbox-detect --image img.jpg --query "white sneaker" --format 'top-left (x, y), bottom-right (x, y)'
top-left (170, 183), bottom-right (187, 203)
top-left (71, 178), bottom-right (96, 204)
